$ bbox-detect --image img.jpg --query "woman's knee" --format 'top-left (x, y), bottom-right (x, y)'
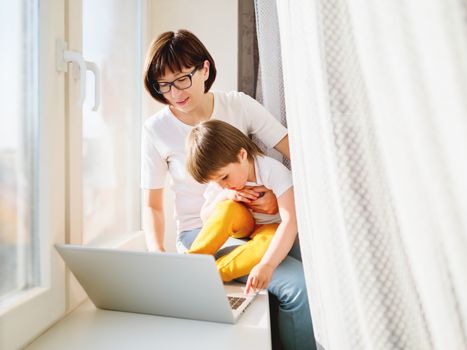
top-left (281, 279), bottom-right (309, 310)
top-left (269, 259), bottom-right (309, 309)
top-left (176, 228), bottom-right (202, 252)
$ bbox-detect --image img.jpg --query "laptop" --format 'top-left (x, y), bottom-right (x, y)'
top-left (55, 244), bottom-right (257, 324)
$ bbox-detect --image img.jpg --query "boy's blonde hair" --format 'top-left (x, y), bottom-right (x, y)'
top-left (186, 120), bottom-right (263, 184)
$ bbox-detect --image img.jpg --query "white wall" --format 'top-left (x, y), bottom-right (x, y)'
top-left (150, 0), bottom-right (238, 92)
top-left (144, 0), bottom-right (238, 251)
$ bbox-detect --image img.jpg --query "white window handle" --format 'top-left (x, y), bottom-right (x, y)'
top-left (85, 61), bottom-right (100, 111)
top-left (55, 39), bottom-right (100, 111)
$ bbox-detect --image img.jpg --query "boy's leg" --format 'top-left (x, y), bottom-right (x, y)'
top-left (187, 200), bottom-right (254, 255)
top-left (215, 223), bottom-right (278, 282)
top-left (176, 228), bottom-right (246, 254)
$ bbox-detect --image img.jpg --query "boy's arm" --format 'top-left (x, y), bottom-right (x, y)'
top-left (200, 187), bottom-right (260, 222)
top-left (246, 135), bottom-right (289, 215)
top-left (200, 190), bottom-right (230, 223)
top-left (259, 186), bottom-right (297, 268)
top-left (245, 186), bottom-right (298, 293)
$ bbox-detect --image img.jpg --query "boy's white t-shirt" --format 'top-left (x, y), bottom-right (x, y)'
top-left (141, 91), bottom-right (287, 234)
top-left (203, 155), bottom-right (293, 225)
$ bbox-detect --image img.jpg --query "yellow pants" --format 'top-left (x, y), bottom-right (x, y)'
top-left (188, 200), bottom-right (278, 282)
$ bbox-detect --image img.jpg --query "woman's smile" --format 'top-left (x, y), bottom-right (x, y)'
top-left (175, 96), bottom-right (189, 107)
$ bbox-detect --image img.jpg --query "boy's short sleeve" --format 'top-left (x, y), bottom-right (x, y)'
top-left (260, 157), bottom-right (293, 199)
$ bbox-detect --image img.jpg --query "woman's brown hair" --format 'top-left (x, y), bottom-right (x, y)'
top-left (186, 120), bottom-right (263, 184)
top-left (143, 29), bottom-right (217, 104)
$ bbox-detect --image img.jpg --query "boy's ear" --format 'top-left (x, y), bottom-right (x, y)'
top-left (238, 148), bottom-right (248, 162)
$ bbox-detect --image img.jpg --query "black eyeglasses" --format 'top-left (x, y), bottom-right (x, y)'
top-left (153, 67), bottom-right (199, 94)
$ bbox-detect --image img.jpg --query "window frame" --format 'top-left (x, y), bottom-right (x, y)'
top-left (0, 1), bottom-right (150, 347)
top-left (0, 1), bottom-right (67, 349)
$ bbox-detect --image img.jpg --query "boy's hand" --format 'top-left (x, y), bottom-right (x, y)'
top-left (245, 263), bottom-right (274, 294)
top-left (225, 188), bottom-right (260, 204)
top-left (246, 186), bottom-right (279, 214)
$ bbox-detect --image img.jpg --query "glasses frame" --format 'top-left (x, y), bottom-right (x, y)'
top-left (153, 67), bottom-right (199, 94)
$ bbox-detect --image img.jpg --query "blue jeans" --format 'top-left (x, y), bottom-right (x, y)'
top-left (177, 228), bottom-right (316, 350)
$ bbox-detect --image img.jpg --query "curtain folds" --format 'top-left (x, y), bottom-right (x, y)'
top-left (254, 0), bottom-right (289, 166)
top-left (255, 0), bottom-right (467, 349)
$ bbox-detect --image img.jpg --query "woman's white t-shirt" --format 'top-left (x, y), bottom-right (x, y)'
top-left (141, 91), bottom-right (287, 234)
top-left (203, 155), bottom-right (293, 225)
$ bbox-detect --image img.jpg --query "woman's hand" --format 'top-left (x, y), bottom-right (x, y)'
top-left (225, 188), bottom-right (260, 204)
top-left (145, 236), bottom-right (166, 253)
top-left (245, 263), bottom-right (275, 294)
top-left (154, 245), bottom-right (166, 253)
top-left (246, 185), bottom-right (279, 214)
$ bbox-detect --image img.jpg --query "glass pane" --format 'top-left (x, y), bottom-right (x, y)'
top-left (0, 2), bottom-right (38, 300)
top-left (82, 0), bottom-right (142, 243)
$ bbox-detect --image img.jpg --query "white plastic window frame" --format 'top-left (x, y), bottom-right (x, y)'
top-left (0, 1), bottom-right (150, 347)
top-left (0, 2), bottom-right (67, 349)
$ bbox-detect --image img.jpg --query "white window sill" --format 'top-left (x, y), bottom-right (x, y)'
top-left (24, 232), bottom-right (271, 349)
top-left (0, 287), bottom-right (48, 316)
top-left (24, 287), bottom-right (271, 350)
top-left (85, 230), bottom-right (149, 251)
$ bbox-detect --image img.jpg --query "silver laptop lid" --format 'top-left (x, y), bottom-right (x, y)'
top-left (55, 244), bottom-right (235, 323)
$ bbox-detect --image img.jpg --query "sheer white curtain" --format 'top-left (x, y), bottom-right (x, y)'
top-left (255, 0), bottom-right (467, 349)
top-left (254, 0), bottom-right (289, 166)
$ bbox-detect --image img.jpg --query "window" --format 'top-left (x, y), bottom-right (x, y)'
top-left (0, 2), bottom-right (67, 349)
top-left (0, 0), bottom-right (38, 303)
top-left (0, 1), bottom-right (147, 348)
top-left (81, 0), bottom-right (142, 244)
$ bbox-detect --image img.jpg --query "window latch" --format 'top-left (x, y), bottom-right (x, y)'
top-left (55, 39), bottom-right (100, 111)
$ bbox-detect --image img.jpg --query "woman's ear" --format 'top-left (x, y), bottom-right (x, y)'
top-left (202, 60), bottom-right (210, 79)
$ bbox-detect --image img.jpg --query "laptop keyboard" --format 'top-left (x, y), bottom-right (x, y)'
top-left (228, 296), bottom-right (246, 310)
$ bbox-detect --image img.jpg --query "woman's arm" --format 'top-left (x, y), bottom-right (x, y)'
top-left (243, 93), bottom-right (290, 161)
top-left (246, 185), bottom-right (278, 214)
top-left (143, 189), bottom-right (166, 252)
top-left (245, 186), bottom-right (298, 293)
top-left (274, 135), bottom-right (290, 160)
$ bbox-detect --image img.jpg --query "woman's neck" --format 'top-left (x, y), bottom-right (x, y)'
top-left (170, 92), bottom-right (214, 126)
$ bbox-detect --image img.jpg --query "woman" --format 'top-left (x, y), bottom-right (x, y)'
top-left (142, 29), bottom-right (316, 350)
